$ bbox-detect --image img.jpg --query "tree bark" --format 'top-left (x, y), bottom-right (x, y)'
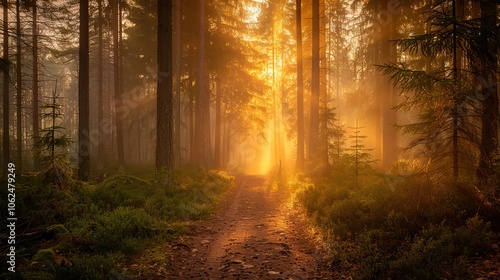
top-left (319, 0), bottom-right (328, 171)
top-left (195, 0), bottom-right (212, 168)
top-left (156, 0), bottom-right (174, 171)
top-left (112, 0), bottom-right (124, 167)
top-left (2, 0), bottom-right (9, 175)
top-left (97, 0), bottom-right (104, 169)
top-left (214, 75), bottom-right (222, 168)
top-left (15, 0), bottom-right (22, 170)
top-left (32, 0), bottom-right (40, 170)
top-left (452, 0), bottom-right (464, 180)
top-left (78, 0), bottom-right (90, 180)
top-left (295, 0), bottom-right (305, 171)
top-left (188, 77), bottom-right (196, 164)
top-left (174, 0), bottom-right (182, 167)
top-left (476, 0), bottom-right (498, 186)
top-left (309, 0), bottom-right (320, 163)
top-left (381, 0), bottom-right (399, 170)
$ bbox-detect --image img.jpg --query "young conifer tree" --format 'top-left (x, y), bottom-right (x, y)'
top-left (378, 0), bottom-right (484, 182)
top-left (348, 119), bottom-right (374, 187)
top-left (33, 81), bottom-right (74, 189)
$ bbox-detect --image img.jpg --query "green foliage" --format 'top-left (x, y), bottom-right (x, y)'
top-left (297, 172), bottom-right (495, 278)
top-left (21, 249), bottom-right (57, 280)
top-left (92, 174), bottom-right (155, 210)
top-left (56, 253), bottom-right (130, 280)
top-left (376, 0), bottom-right (500, 183)
top-left (32, 85), bottom-right (74, 189)
top-left (388, 219), bottom-right (491, 279)
top-left (9, 168), bottom-right (233, 278)
top-left (145, 170), bottom-right (232, 221)
top-left (46, 224), bottom-right (69, 234)
top-left (90, 207), bottom-right (169, 253)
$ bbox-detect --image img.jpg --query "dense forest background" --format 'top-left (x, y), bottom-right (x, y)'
top-left (1, 0), bottom-right (500, 278)
top-left (1, 0), bottom-right (499, 184)
top-left (0, 0), bottom-right (499, 184)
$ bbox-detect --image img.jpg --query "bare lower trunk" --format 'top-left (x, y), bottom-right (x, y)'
top-left (78, 0), bottom-right (90, 180)
top-left (476, 0), bottom-right (498, 186)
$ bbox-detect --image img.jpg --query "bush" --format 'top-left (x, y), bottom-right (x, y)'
top-left (296, 173), bottom-right (495, 278)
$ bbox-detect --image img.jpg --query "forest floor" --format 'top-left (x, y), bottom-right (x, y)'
top-left (129, 174), bottom-right (500, 279)
top-left (156, 174), bottom-right (335, 279)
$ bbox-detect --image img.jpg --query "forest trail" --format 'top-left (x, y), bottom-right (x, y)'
top-left (165, 174), bottom-right (334, 279)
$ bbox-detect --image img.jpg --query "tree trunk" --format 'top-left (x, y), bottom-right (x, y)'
top-left (225, 117), bottom-right (232, 167)
top-left (319, 0), bottom-right (328, 171)
top-left (476, 0), bottom-right (498, 186)
top-left (195, 0), bottom-right (212, 168)
top-left (295, 0), bottom-right (305, 171)
top-left (32, 0), bottom-right (40, 170)
top-left (452, 0), bottom-right (464, 180)
top-left (156, 0), bottom-right (174, 170)
top-left (78, 0), bottom-right (90, 180)
top-left (188, 77), bottom-right (196, 165)
top-left (214, 75), bottom-right (222, 168)
top-left (112, 0), bottom-right (124, 168)
top-left (2, 0), bottom-right (9, 175)
top-left (174, 0), bottom-right (182, 167)
top-left (15, 0), bottom-right (22, 170)
top-left (309, 0), bottom-right (320, 163)
top-left (97, 0), bottom-right (104, 169)
top-left (381, 0), bottom-right (399, 170)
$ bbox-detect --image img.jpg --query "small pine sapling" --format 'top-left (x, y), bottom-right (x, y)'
top-left (32, 80), bottom-right (74, 189)
top-left (348, 118), bottom-right (376, 186)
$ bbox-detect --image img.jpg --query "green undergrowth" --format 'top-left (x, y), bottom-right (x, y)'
top-left (291, 168), bottom-right (497, 279)
top-left (0, 168), bottom-right (234, 280)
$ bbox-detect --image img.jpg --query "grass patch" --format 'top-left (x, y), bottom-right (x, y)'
top-left (2, 168), bottom-right (233, 279)
top-left (294, 168), bottom-right (496, 279)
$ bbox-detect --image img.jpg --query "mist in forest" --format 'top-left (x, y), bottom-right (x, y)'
top-left (0, 0), bottom-right (496, 187)
top-left (1, 0), bottom-right (500, 278)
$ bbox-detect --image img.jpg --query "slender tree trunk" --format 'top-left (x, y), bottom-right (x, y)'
top-left (452, 0), bottom-right (464, 180)
top-left (225, 117), bottom-right (232, 167)
top-left (272, 8), bottom-right (278, 167)
top-left (476, 0), bottom-right (498, 186)
top-left (309, 0), bottom-right (320, 163)
top-left (174, 0), bottom-right (182, 167)
top-left (32, 0), bottom-right (40, 170)
top-left (137, 119), bottom-right (141, 163)
top-left (214, 75), bottom-right (222, 168)
top-left (195, 0), bottom-right (212, 168)
top-left (156, 0), bottom-right (174, 170)
top-left (371, 2), bottom-right (383, 165)
top-left (78, 0), bottom-right (90, 180)
top-left (119, 2), bottom-right (126, 161)
top-left (381, 0), bottom-right (399, 170)
top-left (334, 4), bottom-right (342, 167)
top-left (112, 0), bottom-right (124, 167)
top-left (15, 0), bottom-right (22, 170)
top-left (221, 107), bottom-right (226, 167)
top-left (319, 0), bottom-right (328, 171)
top-left (97, 0), bottom-right (104, 169)
top-left (2, 0), bottom-right (9, 175)
top-left (188, 77), bottom-right (196, 164)
top-left (295, 0), bottom-right (305, 171)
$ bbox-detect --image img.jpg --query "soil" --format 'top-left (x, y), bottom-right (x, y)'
top-left (163, 174), bottom-right (334, 279)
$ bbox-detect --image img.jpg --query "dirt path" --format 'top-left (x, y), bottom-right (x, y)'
top-left (165, 174), bottom-right (333, 279)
